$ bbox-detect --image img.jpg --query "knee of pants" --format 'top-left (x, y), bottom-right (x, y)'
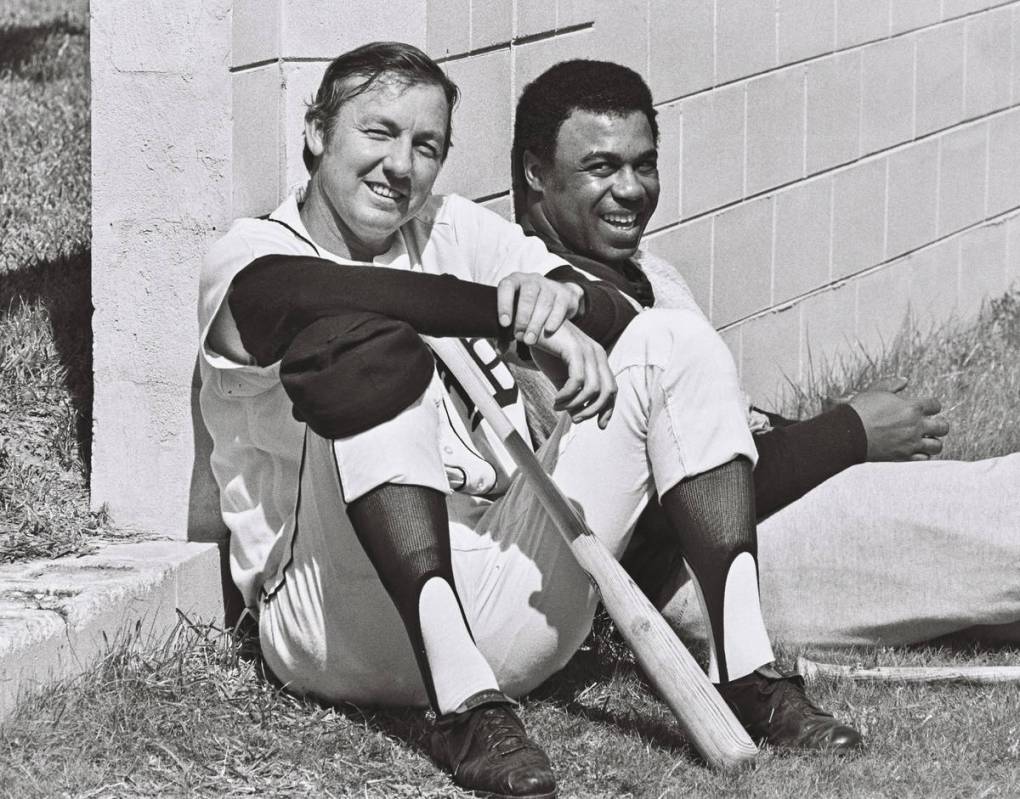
top-left (280, 312), bottom-right (436, 439)
top-left (613, 308), bottom-right (741, 385)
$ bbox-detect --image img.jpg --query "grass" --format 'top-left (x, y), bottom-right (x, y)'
top-left (2, 1), bottom-right (1020, 796)
top-left (0, 0), bottom-right (117, 563)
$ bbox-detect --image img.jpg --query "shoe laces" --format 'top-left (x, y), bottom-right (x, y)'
top-left (479, 707), bottom-right (529, 757)
top-left (759, 674), bottom-right (833, 724)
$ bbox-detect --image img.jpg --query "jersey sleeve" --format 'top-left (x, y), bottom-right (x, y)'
top-left (198, 222), bottom-right (261, 370)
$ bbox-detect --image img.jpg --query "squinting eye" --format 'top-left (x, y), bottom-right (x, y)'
top-left (638, 161), bottom-right (659, 175)
top-left (365, 128), bottom-right (389, 139)
top-left (588, 163), bottom-right (615, 177)
top-left (416, 143), bottom-right (440, 159)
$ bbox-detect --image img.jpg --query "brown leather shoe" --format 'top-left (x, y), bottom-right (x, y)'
top-left (717, 664), bottom-right (863, 752)
top-left (430, 702), bottom-right (557, 798)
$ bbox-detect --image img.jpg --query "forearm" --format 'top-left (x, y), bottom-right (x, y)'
top-left (752, 404), bottom-right (867, 518)
top-left (229, 254), bottom-right (632, 366)
top-left (228, 255), bottom-right (502, 366)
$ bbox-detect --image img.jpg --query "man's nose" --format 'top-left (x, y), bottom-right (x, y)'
top-left (612, 167), bottom-right (644, 201)
top-left (384, 138), bottom-right (413, 177)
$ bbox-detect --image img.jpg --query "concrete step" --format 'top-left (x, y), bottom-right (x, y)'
top-left (0, 539), bottom-right (224, 724)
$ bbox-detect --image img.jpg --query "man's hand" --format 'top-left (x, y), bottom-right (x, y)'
top-left (844, 377), bottom-right (950, 461)
top-left (529, 320), bottom-right (617, 429)
top-left (497, 273), bottom-right (584, 346)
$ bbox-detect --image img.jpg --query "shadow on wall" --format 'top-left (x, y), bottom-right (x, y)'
top-left (0, 247), bottom-right (93, 472)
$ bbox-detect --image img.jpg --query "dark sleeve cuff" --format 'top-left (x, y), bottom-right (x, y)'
top-left (543, 264), bottom-right (638, 348)
top-left (752, 403), bottom-right (867, 518)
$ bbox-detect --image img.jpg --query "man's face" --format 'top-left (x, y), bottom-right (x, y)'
top-left (306, 78), bottom-right (449, 258)
top-left (533, 109), bottom-right (659, 263)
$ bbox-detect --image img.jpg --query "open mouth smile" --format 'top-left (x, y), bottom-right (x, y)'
top-left (366, 181), bottom-right (406, 201)
top-left (600, 212), bottom-right (641, 230)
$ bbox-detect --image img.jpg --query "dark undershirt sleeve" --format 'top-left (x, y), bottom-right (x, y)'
top-left (228, 254), bottom-right (631, 366)
top-left (752, 403), bottom-right (868, 518)
top-left (544, 264), bottom-right (639, 348)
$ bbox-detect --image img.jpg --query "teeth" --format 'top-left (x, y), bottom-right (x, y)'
top-left (368, 182), bottom-right (402, 199)
top-left (602, 214), bottom-right (637, 227)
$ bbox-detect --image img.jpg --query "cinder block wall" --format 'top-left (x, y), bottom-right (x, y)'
top-left (92, 0), bottom-right (1020, 538)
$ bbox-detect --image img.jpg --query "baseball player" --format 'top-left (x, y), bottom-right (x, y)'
top-left (511, 58), bottom-right (1020, 649)
top-left (199, 42), bottom-right (860, 799)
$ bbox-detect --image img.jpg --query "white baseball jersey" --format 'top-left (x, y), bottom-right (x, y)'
top-left (198, 191), bottom-right (567, 609)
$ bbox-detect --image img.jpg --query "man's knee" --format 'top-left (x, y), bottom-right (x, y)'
top-left (280, 312), bottom-right (435, 438)
top-left (615, 308), bottom-right (738, 377)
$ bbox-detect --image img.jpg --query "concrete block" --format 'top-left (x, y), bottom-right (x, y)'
top-left (681, 83), bottom-right (745, 218)
top-left (1014, 6), bottom-right (1020, 105)
top-left (712, 196), bottom-right (774, 325)
top-left (471, 0), bottom-right (513, 48)
top-left (890, 0), bottom-right (942, 35)
top-left (938, 122), bottom-right (988, 236)
top-left (943, 0), bottom-right (1009, 21)
top-left (232, 0), bottom-right (281, 66)
top-left (642, 216), bottom-right (714, 316)
top-left (427, 0), bottom-right (470, 57)
top-left (855, 261), bottom-right (913, 358)
top-left (91, 380), bottom-right (199, 538)
top-left (958, 222), bottom-right (1009, 318)
top-left (907, 238), bottom-right (961, 329)
top-left (517, 0), bottom-right (557, 37)
top-left (0, 608), bottom-right (66, 722)
top-left (774, 177), bottom-right (832, 303)
top-left (831, 158), bottom-right (887, 279)
top-left (590, 0), bottom-right (648, 76)
top-left (1006, 212), bottom-right (1020, 286)
top-left (716, 0), bottom-right (777, 85)
top-left (886, 138), bottom-right (940, 259)
top-left (557, 0), bottom-right (595, 28)
top-left (745, 66), bottom-right (806, 196)
top-left (281, 62), bottom-right (324, 195)
top-left (777, 0), bottom-right (835, 65)
top-left (964, 7), bottom-right (1013, 119)
top-left (0, 542), bottom-right (224, 725)
top-left (281, 0), bottom-right (427, 58)
top-left (649, 0), bottom-right (714, 101)
top-left (719, 325), bottom-right (741, 370)
top-left (739, 307), bottom-right (802, 407)
top-left (481, 194), bottom-right (512, 220)
top-left (91, 0), bottom-right (231, 542)
top-left (513, 28), bottom-right (595, 93)
top-left (648, 101), bottom-right (682, 232)
top-left (835, 0), bottom-right (890, 49)
top-left (914, 21), bottom-right (966, 137)
top-left (232, 64), bottom-right (283, 219)
top-left (433, 49), bottom-right (512, 199)
top-left (806, 51), bottom-right (861, 175)
top-left (799, 283), bottom-right (859, 382)
top-left (859, 37), bottom-right (915, 156)
top-left (987, 109), bottom-right (1020, 218)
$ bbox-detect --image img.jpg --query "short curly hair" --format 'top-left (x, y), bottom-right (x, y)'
top-left (512, 60), bottom-right (658, 216)
top-left (303, 41), bottom-right (460, 172)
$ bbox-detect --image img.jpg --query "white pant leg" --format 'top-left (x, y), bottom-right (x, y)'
top-left (464, 309), bottom-right (761, 694)
top-left (662, 454), bottom-right (1020, 646)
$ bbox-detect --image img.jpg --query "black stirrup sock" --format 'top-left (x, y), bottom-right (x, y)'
top-left (346, 483), bottom-right (499, 713)
top-left (660, 458), bottom-right (773, 683)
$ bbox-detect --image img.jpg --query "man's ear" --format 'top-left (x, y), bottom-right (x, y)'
top-left (522, 149), bottom-right (546, 193)
top-left (304, 117), bottom-right (326, 158)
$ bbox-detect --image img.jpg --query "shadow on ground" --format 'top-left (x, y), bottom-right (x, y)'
top-left (0, 18), bottom-right (88, 81)
top-left (1, 246), bottom-right (93, 472)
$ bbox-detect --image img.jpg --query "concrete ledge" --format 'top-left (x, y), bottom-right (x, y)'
top-left (0, 539), bottom-right (224, 725)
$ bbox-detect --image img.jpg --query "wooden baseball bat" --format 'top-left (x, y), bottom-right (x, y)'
top-left (423, 335), bottom-right (758, 771)
top-left (798, 657), bottom-right (1020, 685)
